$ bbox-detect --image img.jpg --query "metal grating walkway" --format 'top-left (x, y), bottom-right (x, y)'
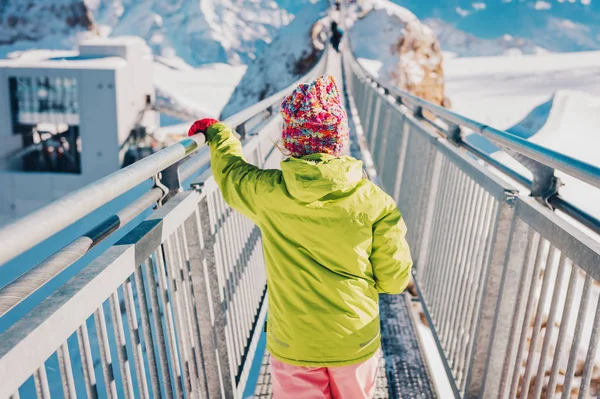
top-left (253, 294), bottom-right (436, 398)
top-left (253, 347), bottom-right (390, 398)
top-left (380, 293), bottom-right (437, 398)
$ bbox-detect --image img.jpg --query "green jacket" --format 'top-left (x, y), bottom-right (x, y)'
top-left (207, 123), bottom-right (412, 367)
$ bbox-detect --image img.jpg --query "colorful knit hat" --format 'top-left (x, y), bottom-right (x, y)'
top-left (280, 75), bottom-right (349, 158)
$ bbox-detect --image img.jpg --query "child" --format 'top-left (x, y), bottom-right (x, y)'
top-left (188, 75), bottom-right (412, 398)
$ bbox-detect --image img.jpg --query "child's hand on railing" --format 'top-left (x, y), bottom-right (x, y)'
top-left (188, 118), bottom-right (220, 140)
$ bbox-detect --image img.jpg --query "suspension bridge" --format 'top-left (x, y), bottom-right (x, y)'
top-left (0, 19), bottom-right (600, 399)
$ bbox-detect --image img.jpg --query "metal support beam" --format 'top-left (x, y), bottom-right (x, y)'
top-left (196, 196), bottom-right (236, 398)
top-left (464, 190), bottom-right (519, 398)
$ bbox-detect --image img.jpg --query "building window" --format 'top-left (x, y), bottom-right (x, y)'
top-left (10, 76), bottom-right (80, 126)
top-left (8, 76), bottom-right (82, 174)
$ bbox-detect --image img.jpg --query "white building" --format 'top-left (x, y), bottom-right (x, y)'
top-left (0, 37), bottom-right (159, 225)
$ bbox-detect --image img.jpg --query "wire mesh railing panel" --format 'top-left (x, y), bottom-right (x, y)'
top-left (482, 197), bottom-right (600, 399)
top-left (202, 179), bottom-right (268, 384)
top-left (0, 188), bottom-right (269, 399)
top-left (0, 194), bottom-right (203, 399)
top-left (346, 56), bottom-right (518, 397)
top-left (393, 119), bottom-right (440, 262)
top-left (415, 149), bottom-right (508, 395)
top-left (377, 109), bottom-right (405, 194)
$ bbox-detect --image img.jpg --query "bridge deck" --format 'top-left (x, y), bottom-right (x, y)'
top-left (252, 294), bottom-right (436, 398)
top-left (247, 47), bottom-right (441, 398)
top-left (253, 350), bottom-right (390, 398)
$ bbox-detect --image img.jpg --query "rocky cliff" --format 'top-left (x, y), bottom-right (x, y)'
top-left (0, 0), bottom-right (95, 46)
top-left (349, 0), bottom-right (448, 107)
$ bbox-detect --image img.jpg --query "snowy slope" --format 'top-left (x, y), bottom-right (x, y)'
top-left (445, 51), bottom-right (600, 129)
top-left (220, 1), bottom-right (328, 119)
top-left (348, 1), bottom-right (417, 70)
top-left (445, 51), bottom-right (600, 219)
top-left (154, 60), bottom-right (246, 119)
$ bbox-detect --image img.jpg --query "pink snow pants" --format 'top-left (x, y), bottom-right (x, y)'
top-left (270, 350), bottom-right (382, 399)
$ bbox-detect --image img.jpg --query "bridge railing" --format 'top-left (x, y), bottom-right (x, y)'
top-left (0, 49), bottom-right (327, 398)
top-left (0, 184), bottom-right (268, 399)
top-left (344, 49), bottom-right (600, 398)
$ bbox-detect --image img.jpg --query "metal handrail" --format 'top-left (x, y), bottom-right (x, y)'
top-left (346, 50), bottom-right (600, 191)
top-left (0, 187), bottom-right (163, 318)
top-left (0, 47), bottom-right (329, 267)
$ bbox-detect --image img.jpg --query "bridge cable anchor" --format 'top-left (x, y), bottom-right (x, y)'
top-left (152, 173), bottom-right (170, 207)
top-left (413, 106), bottom-right (424, 120)
top-left (446, 123), bottom-right (463, 146)
top-left (507, 151), bottom-right (562, 209)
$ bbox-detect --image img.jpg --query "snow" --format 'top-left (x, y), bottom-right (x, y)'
top-left (445, 50), bottom-right (600, 219)
top-left (348, 2), bottom-right (419, 80)
top-left (220, 1), bottom-right (328, 118)
top-left (0, 33), bottom-right (96, 60)
top-left (82, 0), bottom-right (310, 66)
top-left (445, 51), bottom-right (600, 128)
top-left (349, 6), bottom-right (406, 80)
top-left (1, 0), bottom-right (323, 67)
top-left (0, 0), bottom-right (95, 47)
top-left (154, 61), bottom-right (247, 118)
top-left (357, 58), bottom-right (383, 77)
top-left (350, 1), bottom-right (445, 106)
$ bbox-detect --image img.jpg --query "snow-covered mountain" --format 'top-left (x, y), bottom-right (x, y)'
top-left (0, 0), bottom-right (324, 65)
top-left (5, 0), bottom-right (599, 64)
top-left (0, 0), bottom-right (96, 51)
top-left (349, 0), bottom-right (447, 106)
top-left (391, 0), bottom-right (600, 56)
top-left (84, 0), bottom-right (295, 65)
top-left (221, 1), bottom-right (328, 118)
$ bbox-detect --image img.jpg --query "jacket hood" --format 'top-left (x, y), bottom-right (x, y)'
top-left (281, 154), bottom-right (364, 202)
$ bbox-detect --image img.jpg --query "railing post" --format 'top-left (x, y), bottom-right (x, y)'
top-left (464, 190), bottom-right (520, 398)
top-left (186, 195), bottom-right (236, 398)
top-left (482, 210), bottom-right (531, 397)
top-left (415, 149), bottom-right (443, 274)
top-left (367, 92), bottom-right (382, 151)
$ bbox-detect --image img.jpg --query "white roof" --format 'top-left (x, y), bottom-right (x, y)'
top-left (78, 36), bottom-right (147, 47)
top-left (0, 54), bottom-right (127, 70)
top-left (0, 36), bottom-right (150, 71)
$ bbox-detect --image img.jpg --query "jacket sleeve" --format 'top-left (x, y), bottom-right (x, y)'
top-left (370, 197), bottom-right (413, 294)
top-left (206, 122), bottom-right (280, 221)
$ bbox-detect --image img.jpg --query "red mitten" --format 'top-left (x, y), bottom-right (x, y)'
top-left (188, 118), bottom-right (220, 137)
